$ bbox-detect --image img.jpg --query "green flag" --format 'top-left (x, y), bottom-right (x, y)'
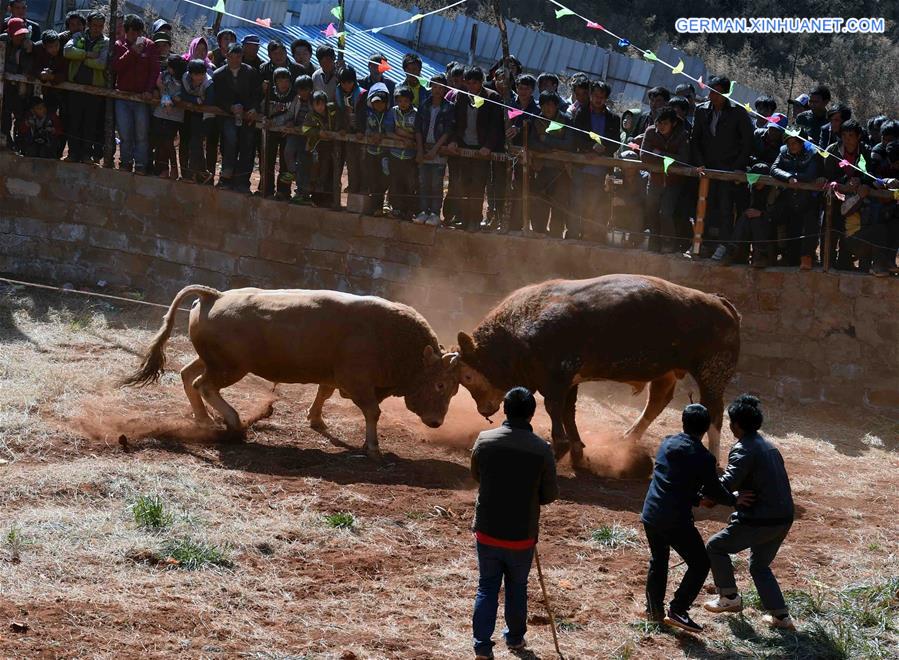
top-left (212, 0), bottom-right (225, 11)
top-left (331, 5), bottom-right (342, 19)
top-left (746, 172), bottom-right (761, 186)
top-left (643, 50), bottom-right (657, 62)
top-left (417, 75), bottom-right (430, 87)
top-left (555, 7), bottom-right (575, 18)
top-left (858, 154), bottom-right (868, 173)
top-left (546, 121), bottom-right (563, 132)
top-left (663, 156), bottom-right (674, 174)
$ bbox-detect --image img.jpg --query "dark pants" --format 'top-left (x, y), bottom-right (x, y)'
top-left (457, 146), bottom-right (490, 230)
top-left (154, 118), bottom-right (181, 175)
top-left (705, 179), bottom-right (741, 247)
top-left (21, 137), bottom-right (59, 159)
top-left (261, 132), bottom-right (289, 197)
top-left (219, 117), bottom-right (257, 191)
top-left (66, 91), bottom-right (104, 163)
top-left (365, 151), bottom-right (390, 210)
top-left (311, 143), bottom-right (337, 206)
top-left (532, 167), bottom-right (571, 238)
top-left (472, 542), bottom-right (534, 657)
top-left (782, 201), bottom-right (819, 264)
top-left (336, 142), bottom-right (362, 194)
top-left (184, 113), bottom-right (211, 179)
top-left (418, 162), bottom-right (446, 216)
top-left (843, 224), bottom-right (893, 272)
top-left (507, 162), bottom-right (525, 231)
top-left (728, 211), bottom-right (774, 264)
top-left (645, 182), bottom-right (683, 251)
top-left (388, 157), bottom-right (417, 217)
top-left (707, 522), bottom-right (792, 615)
top-left (444, 155), bottom-right (463, 222)
top-left (644, 522), bottom-right (710, 619)
top-left (488, 160), bottom-right (509, 226)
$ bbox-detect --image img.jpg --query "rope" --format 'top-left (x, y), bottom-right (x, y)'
top-left (0, 276), bottom-right (192, 312)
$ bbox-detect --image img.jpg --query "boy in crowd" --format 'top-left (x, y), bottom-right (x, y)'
top-left (641, 106), bottom-right (690, 253)
top-left (335, 66), bottom-right (365, 195)
top-left (448, 66), bottom-right (504, 231)
top-left (302, 90), bottom-right (341, 206)
top-left (752, 113), bottom-right (787, 166)
top-left (402, 53), bottom-right (427, 108)
top-left (312, 45), bottom-right (338, 100)
top-left (284, 75), bottom-right (315, 202)
top-left (415, 74), bottom-right (454, 226)
top-left (1, 17), bottom-right (34, 150)
top-left (537, 72), bottom-right (567, 113)
top-left (262, 67), bottom-right (297, 199)
top-left (362, 82), bottom-right (395, 215)
top-left (63, 11), bottom-right (108, 164)
top-left (260, 39), bottom-right (300, 88)
top-left (389, 86), bottom-right (419, 220)
top-left (29, 29), bottom-right (67, 156)
top-left (179, 58), bottom-right (217, 184)
top-left (505, 74), bottom-right (539, 233)
top-left (16, 95), bottom-right (61, 158)
top-left (210, 29), bottom-right (236, 68)
top-left (818, 103), bottom-right (851, 150)
top-left (112, 14), bottom-right (158, 175)
top-left (795, 84), bottom-right (830, 145)
top-left (290, 38), bottom-right (315, 77)
top-left (753, 95), bottom-right (777, 129)
top-left (153, 54), bottom-right (186, 179)
top-left (212, 42), bottom-right (261, 193)
top-left (720, 163), bottom-right (776, 268)
top-left (240, 34), bottom-right (263, 71)
top-left (530, 91), bottom-right (575, 237)
top-left (634, 86), bottom-right (671, 137)
top-left (360, 52), bottom-right (396, 102)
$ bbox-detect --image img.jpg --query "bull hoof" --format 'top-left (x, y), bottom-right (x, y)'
top-left (554, 441), bottom-right (571, 460)
top-left (570, 441), bottom-right (586, 465)
top-left (222, 427), bottom-right (246, 444)
top-left (309, 417), bottom-right (327, 432)
top-left (365, 446), bottom-right (383, 462)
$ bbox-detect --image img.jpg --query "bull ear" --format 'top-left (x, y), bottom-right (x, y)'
top-left (422, 344), bottom-right (439, 366)
top-left (457, 332), bottom-right (476, 357)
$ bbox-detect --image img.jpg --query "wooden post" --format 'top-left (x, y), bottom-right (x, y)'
top-left (337, 0), bottom-right (346, 67)
top-left (212, 0), bottom-right (226, 36)
top-left (692, 176), bottom-right (710, 255)
top-left (0, 41), bottom-right (6, 150)
top-left (102, 0), bottom-right (118, 169)
top-left (823, 193), bottom-right (833, 273)
top-left (492, 0), bottom-right (513, 230)
top-left (468, 23), bottom-right (478, 66)
top-left (332, 141), bottom-right (341, 209)
top-left (521, 121), bottom-right (530, 235)
top-left (260, 83), bottom-right (270, 197)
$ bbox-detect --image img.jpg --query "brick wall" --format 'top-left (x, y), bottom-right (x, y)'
top-left (2, 153), bottom-right (897, 416)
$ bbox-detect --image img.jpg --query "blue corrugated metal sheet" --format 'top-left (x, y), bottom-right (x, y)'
top-left (229, 22), bottom-right (444, 85)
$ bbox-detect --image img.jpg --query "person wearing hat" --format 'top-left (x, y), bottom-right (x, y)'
top-left (641, 403), bottom-right (740, 634)
top-left (1, 16), bottom-right (35, 149)
top-left (240, 34), bottom-right (262, 72)
top-left (211, 42), bottom-right (262, 193)
top-left (388, 85), bottom-right (419, 220)
top-left (2, 0), bottom-right (40, 42)
top-left (152, 31), bottom-right (171, 63)
top-left (769, 126), bottom-right (824, 270)
top-left (151, 18), bottom-right (172, 35)
top-left (210, 28), bottom-right (236, 68)
top-left (794, 85), bottom-right (830, 145)
top-left (362, 82), bottom-right (394, 214)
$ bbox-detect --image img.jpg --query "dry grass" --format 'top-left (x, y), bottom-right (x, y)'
top-left (1, 285), bottom-right (897, 658)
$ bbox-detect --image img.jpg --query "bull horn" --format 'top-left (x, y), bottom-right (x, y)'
top-left (442, 351), bottom-right (460, 368)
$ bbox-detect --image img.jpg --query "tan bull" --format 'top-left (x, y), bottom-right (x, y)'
top-left (121, 286), bottom-right (459, 459)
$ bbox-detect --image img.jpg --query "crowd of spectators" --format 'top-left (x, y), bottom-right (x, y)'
top-left (1, 2), bottom-right (898, 276)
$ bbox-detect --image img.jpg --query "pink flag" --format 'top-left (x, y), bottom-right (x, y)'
top-left (323, 23), bottom-right (338, 37)
top-left (508, 108), bottom-right (524, 119)
top-left (586, 21), bottom-right (604, 30)
top-left (838, 159), bottom-right (851, 168)
top-left (698, 75), bottom-right (706, 90)
top-left (255, 17), bottom-right (271, 27)
top-left (378, 59), bottom-right (391, 73)
top-left (627, 141), bottom-right (641, 152)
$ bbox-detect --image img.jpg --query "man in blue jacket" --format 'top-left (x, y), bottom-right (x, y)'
top-left (640, 404), bottom-right (740, 633)
top-left (470, 387), bottom-right (558, 659)
top-left (702, 395), bottom-right (796, 630)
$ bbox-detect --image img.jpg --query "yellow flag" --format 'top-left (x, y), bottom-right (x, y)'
top-left (743, 102), bottom-right (752, 113)
top-left (472, 96), bottom-right (485, 108)
top-left (588, 131), bottom-right (602, 144)
top-left (818, 148), bottom-right (830, 159)
top-left (671, 60), bottom-right (684, 74)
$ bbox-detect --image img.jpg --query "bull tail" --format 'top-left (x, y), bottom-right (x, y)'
top-left (119, 285), bottom-right (222, 388)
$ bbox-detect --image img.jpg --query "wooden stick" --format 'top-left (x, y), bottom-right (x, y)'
top-left (823, 193), bottom-right (834, 273)
top-left (103, 0), bottom-right (118, 169)
top-left (693, 176), bottom-right (710, 255)
top-left (534, 547), bottom-right (564, 660)
top-left (522, 122), bottom-right (531, 235)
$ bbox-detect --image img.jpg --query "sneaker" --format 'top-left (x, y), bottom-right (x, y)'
top-left (704, 594), bottom-right (743, 613)
top-left (425, 214), bottom-right (441, 227)
top-left (413, 212), bottom-right (429, 224)
top-left (711, 245), bottom-right (727, 261)
top-left (664, 610), bottom-right (703, 634)
top-left (507, 640), bottom-right (526, 651)
top-left (762, 613), bottom-right (796, 631)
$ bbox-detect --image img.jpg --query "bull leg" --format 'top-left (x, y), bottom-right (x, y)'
top-left (194, 370), bottom-right (246, 438)
top-left (700, 386), bottom-right (725, 464)
top-left (623, 371), bottom-right (677, 440)
top-left (180, 357), bottom-right (212, 425)
top-left (543, 388), bottom-right (570, 460)
top-left (306, 384), bottom-right (336, 431)
top-left (695, 356), bottom-right (735, 464)
top-left (352, 397), bottom-right (383, 461)
top-left (563, 385), bottom-right (586, 464)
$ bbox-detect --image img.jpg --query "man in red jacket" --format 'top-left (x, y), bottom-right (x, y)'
top-left (112, 14), bottom-right (158, 174)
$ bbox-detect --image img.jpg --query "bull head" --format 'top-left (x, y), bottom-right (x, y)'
top-left (456, 332), bottom-right (504, 421)
top-left (406, 345), bottom-right (461, 429)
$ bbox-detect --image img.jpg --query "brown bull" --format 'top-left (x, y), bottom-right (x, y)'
top-left (456, 275), bottom-right (741, 463)
top-left (121, 286), bottom-right (459, 459)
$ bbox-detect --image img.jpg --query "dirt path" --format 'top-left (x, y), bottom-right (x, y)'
top-left (1, 289), bottom-right (897, 659)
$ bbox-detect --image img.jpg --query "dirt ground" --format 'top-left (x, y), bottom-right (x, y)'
top-left (1, 284), bottom-right (897, 659)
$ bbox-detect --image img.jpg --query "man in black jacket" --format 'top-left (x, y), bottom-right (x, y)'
top-left (2, 0), bottom-right (40, 42)
top-left (641, 404), bottom-right (740, 634)
top-left (470, 387), bottom-right (558, 659)
top-left (448, 66), bottom-right (504, 232)
top-left (690, 76), bottom-right (754, 259)
top-left (212, 43), bottom-right (262, 193)
top-left (702, 395), bottom-right (796, 631)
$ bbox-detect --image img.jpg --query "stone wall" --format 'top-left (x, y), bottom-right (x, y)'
top-left (2, 153), bottom-right (897, 416)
